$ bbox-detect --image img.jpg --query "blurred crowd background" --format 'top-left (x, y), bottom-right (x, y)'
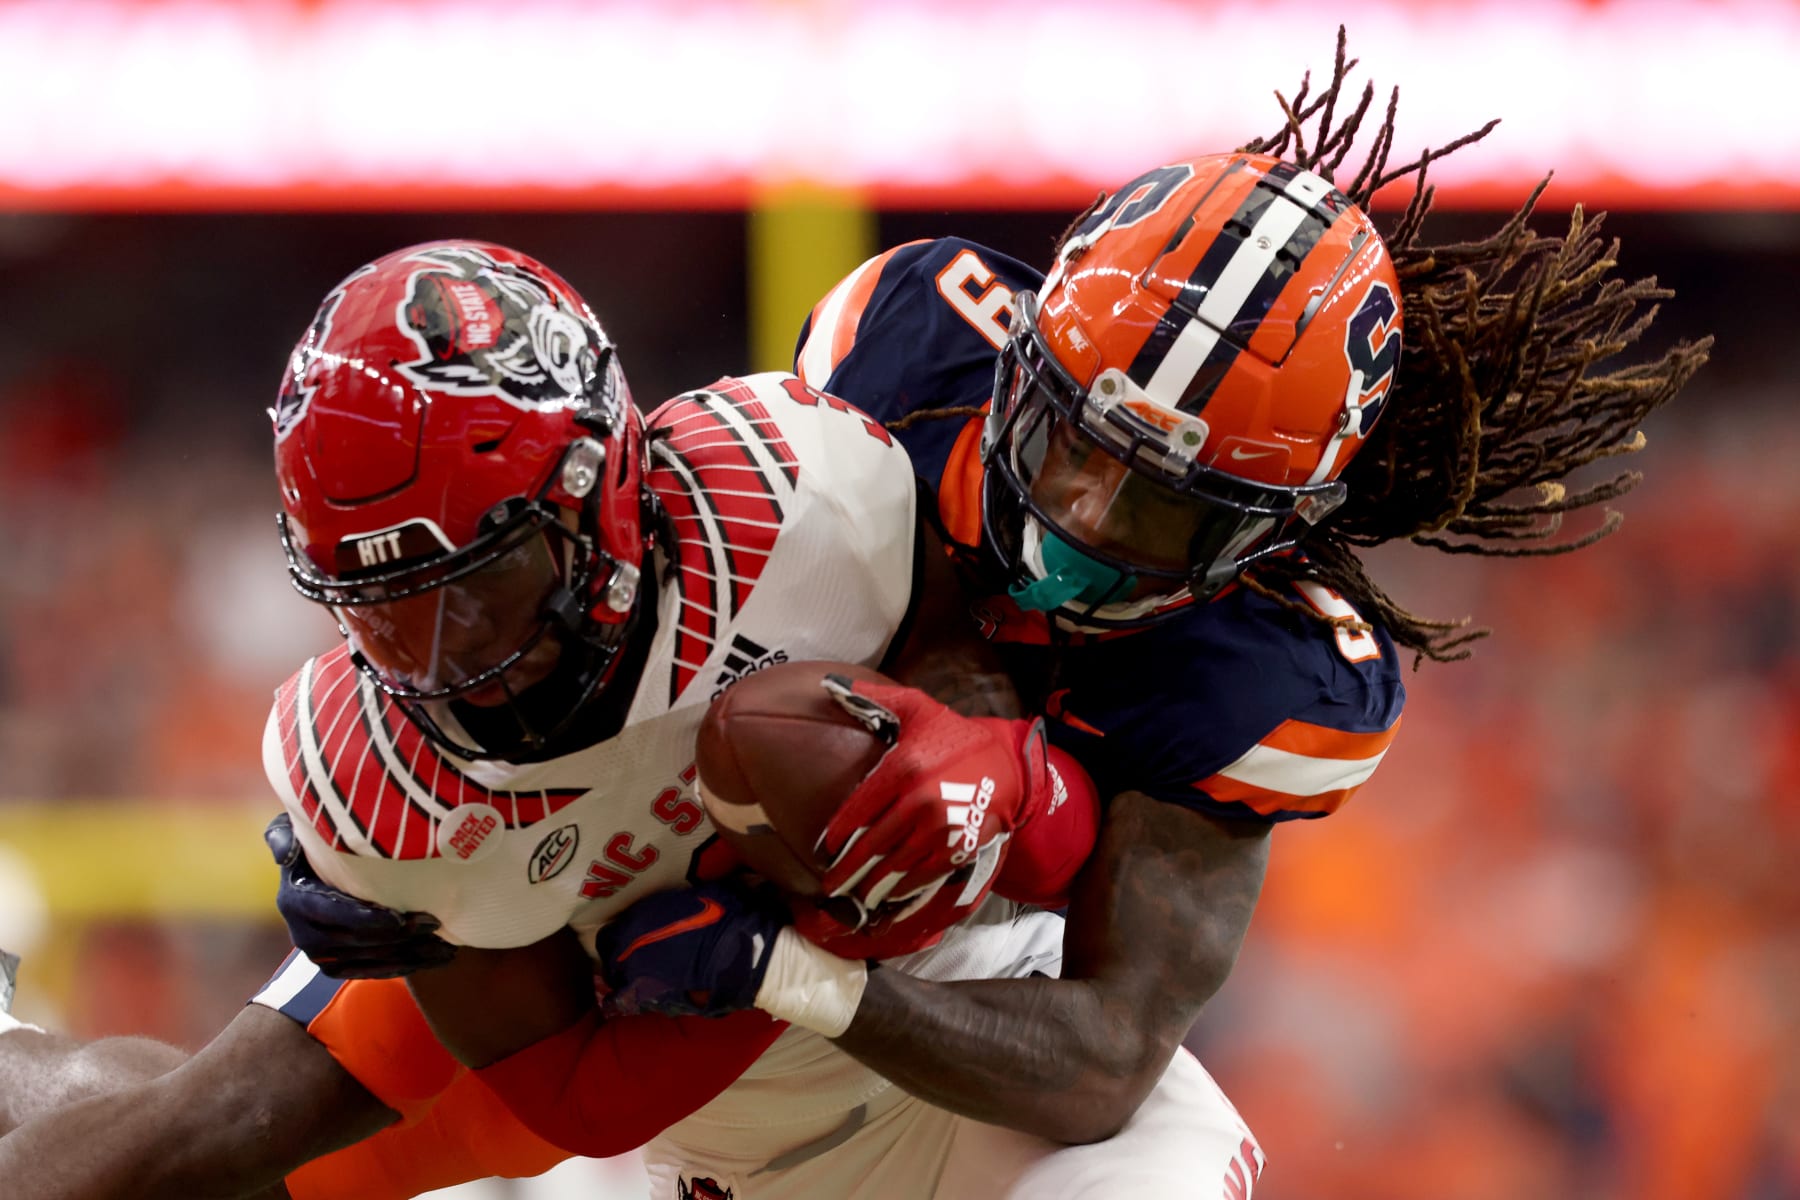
top-left (0, 201), bottom-right (1793, 1199)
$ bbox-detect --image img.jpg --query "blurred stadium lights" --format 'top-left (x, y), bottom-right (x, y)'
top-left (0, 0), bottom-right (1795, 212)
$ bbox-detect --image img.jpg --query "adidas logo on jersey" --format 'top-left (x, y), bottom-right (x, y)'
top-left (711, 635), bottom-right (789, 700)
top-left (941, 776), bottom-right (996, 865)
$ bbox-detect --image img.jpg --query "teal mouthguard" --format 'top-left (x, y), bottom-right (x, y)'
top-left (1009, 532), bottom-right (1137, 612)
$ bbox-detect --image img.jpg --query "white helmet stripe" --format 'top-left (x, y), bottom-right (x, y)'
top-left (1143, 167), bottom-right (1336, 410)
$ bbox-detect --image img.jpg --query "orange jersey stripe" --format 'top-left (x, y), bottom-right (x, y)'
top-left (1194, 772), bottom-right (1357, 819)
top-left (1195, 714), bottom-right (1401, 818)
top-left (795, 242), bottom-right (919, 387)
top-left (1259, 714), bottom-right (1401, 762)
top-left (306, 977), bottom-right (460, 1123)
top-left (935, 413), bottom-right (988, 548)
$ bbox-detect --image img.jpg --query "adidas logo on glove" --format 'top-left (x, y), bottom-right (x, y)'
top-left (941, 777), bottom-right (996, 865)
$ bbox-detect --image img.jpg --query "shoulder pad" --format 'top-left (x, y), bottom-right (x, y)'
top-left (266, 648), bottom-right (585, 860)
top-left (1035, 582), bottom-right (1405, 823)
top-left (794, 239), bottom-right (1043, 485)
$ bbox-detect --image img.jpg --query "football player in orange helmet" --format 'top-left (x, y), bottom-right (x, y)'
top-left (984, 151), bottom-right (1400, 627)
top-left (0, 36), bottom-right (1712, 1200)
top-left (592, 33), bottom-right (1709, 1189)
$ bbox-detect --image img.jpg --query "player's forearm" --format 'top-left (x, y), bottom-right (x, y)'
top-left (0, 1027), bottom-right (185, 1136)
top-left (0, 1081), bottom-right (295, 1199)
top-left (474, 1009), bottom-right (784, 1158)
top-left (405, 932), bottom-right (594, 1070)
top-left (0, 1030), bottom-right (291, 1197)
top-left (0, 1090), bottom-right (170, 1197)
top-left (834, 794), bottom-right (1271, 1144)
top-left (2, 1006), bottom-right (393, 1200)
top-left (833, 969), bottom-right (1157, 1143)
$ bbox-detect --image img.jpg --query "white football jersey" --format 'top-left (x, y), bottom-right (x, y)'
top-left (262, 372), bottom-right (918, 950)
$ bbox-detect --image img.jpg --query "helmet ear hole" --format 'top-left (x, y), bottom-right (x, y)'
top-left (477, 499), bottom-right (527, 535)
top-left (464, 417), bottom-right (515, 454)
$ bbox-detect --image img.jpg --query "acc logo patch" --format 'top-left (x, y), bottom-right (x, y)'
top-left (527, 824), bottom-right (580, 884)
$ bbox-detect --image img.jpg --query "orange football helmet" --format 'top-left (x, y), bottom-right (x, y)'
top-left (983, 153), bottom-right (1403, 626)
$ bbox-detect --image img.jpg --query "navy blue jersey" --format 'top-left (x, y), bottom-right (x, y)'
top-left (796, 237), bottom-right (1038, 485)
top-left (797, 238), bottom-right (1405, 822)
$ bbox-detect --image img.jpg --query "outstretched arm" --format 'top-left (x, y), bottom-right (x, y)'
top-left (0, 1025), bottom-right (187, 1137)
top-left (0, 1004), bottom-right (396, 1200)
top-left (593, 784), bottom-right (1265, 1145)
top-left (405, 929), bottom-right (784, 1159)
top-left (833, 791), bottom-right (1269, 1143)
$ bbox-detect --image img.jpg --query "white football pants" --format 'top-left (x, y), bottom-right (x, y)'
top-left (642, 901), bottom-right (1263, 1199)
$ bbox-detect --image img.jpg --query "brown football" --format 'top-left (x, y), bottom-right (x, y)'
top-left (695, 660), bottom-right (895, 898)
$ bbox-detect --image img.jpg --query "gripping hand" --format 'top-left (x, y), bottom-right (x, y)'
top-left (264, 813), bottom-right (456, 979)
top-left (812, 678), bottom-right (1051, 953)
top-left (593, 880), bottom-right (789, 1019)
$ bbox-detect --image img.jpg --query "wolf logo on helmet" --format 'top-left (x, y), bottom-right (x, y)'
top-left (394, 244), bottom-right (612, 414)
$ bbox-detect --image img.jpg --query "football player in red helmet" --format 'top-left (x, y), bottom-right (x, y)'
top-left (0, 42), bottom-right (1710, 1200)
top-left (0, 237), bottom-right (1100, 1197)
top-left (593, 36), bottom-right (1707, 1190)
top-left (274, 240), bottom-right (651, 762)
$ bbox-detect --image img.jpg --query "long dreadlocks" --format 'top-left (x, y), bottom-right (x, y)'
top-left (1231, 28), bottom-right (1712, 660)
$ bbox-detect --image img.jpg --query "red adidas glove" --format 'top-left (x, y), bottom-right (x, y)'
top-left (992, 744), bottom-right (1101, 909)
top-left (794, 742), bottom-right (1099, 960)
top-left (808, 679), bottom-right (1053, 957)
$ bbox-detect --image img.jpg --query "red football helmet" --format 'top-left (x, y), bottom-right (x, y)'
top-left (274, 241), bottom-right (652, 760)
top-left (982, 153), bottom-right (1403, 627)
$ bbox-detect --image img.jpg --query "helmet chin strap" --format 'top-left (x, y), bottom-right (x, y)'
top-left (1009, 519), bottom-right (1138, 613)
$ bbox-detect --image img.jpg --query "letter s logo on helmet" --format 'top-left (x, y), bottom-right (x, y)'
top-left (273, 241), bottom-right (651, 762)
top-left (982, 153), bottom-right (1403, 629)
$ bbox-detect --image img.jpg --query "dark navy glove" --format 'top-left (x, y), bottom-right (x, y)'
top-left (264, 813), bottom-right (457, 979)
top-left (594, 880), bottom-right (790, 1018)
